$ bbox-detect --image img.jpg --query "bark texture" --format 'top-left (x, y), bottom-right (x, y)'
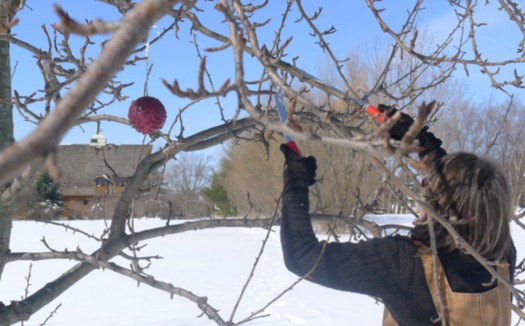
top-left (0, 0), bottom-right (17, 282)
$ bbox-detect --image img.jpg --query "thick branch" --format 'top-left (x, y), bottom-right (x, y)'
top-left (0, 216), bottom-right (275, 324)
top-left (0, 0), bottom-right (180, 187)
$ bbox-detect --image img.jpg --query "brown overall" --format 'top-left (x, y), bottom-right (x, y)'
top-left (383, 252), bottom-right (511, 325)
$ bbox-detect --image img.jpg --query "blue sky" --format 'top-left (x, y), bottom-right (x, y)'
top-left (8, 1), bottom-right (522, 154)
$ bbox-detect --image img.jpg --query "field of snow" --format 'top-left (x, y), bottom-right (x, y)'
top-left (0, 215), bottom-right (523, 325)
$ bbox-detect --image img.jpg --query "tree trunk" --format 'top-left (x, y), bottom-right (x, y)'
top-left (0, 0), bottom-right (17, 281)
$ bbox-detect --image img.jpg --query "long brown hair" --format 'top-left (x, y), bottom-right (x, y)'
top-left (411, 152), bottom-right (512, 261)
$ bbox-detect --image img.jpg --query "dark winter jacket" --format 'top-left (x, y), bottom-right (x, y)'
top-left (280, 186), bottom-right (517, 325)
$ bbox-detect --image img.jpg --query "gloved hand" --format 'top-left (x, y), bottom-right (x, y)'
top-left (416, 126), bottom-right (445, 158)
top-left (281, 144), bottom-right (317, 192)
top-left (377, 104), bottom-right (415, 141)
top-left (377, 104), bottom-right (444, 158)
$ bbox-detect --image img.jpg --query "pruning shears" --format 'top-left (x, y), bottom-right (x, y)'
top-left (365, 105), bottom-right (386, 123)
top-left (281, 66), bottom-right (389, 124)
top-left (273, 85), bottom-right (387, 156)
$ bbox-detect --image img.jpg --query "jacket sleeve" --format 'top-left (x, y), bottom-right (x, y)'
top-left (280, 185), bottom-right (421, 299)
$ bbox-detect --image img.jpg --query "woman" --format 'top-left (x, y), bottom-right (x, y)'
top-left (280, 106), bottom-right (516, 325)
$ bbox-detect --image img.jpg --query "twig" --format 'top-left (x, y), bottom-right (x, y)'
top-left (54, 4), bottom-right (119, 35)
top-left (75, 253), bottom-right (228, 325)
top-left (427, 219), bottom-right (447, 325)
top-left (39, 303), bottom-right (62, 326)
top-left (228, 197), bottom-right (280, 322)
top-left (235, 242), bottom-right (328, 325)
top-left (43, 221), bottom-right (102, 242)
top-left (22, 263), bottom-right (33, 300)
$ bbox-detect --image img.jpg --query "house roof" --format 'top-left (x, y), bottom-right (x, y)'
top-left (39, 144), bottom-right (152, 196)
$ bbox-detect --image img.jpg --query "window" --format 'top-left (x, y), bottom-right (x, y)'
top-left (94, 177), bottom-right (108, 191)
top-left (114, 177), bottom-right (128, 191)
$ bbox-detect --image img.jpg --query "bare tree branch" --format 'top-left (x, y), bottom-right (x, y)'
top-left (0, 0), bottom-right (181, 187)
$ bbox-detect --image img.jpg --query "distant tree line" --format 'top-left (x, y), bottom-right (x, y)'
top-left (214, 96), bottom-right (525, 220)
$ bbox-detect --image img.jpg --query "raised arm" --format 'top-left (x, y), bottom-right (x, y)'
top-left (279, 144), bottom-right (421, 298)
top-left (279, 102), bottom-right (448, 298)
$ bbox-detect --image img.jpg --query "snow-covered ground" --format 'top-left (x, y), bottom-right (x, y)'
top-left (0, 215), bottom-right (523, 325)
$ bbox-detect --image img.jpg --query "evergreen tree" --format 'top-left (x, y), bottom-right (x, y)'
top-left (36, 171), bottom-right (63, 207)
top-left (202, 173), bottom-right (236, 218)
